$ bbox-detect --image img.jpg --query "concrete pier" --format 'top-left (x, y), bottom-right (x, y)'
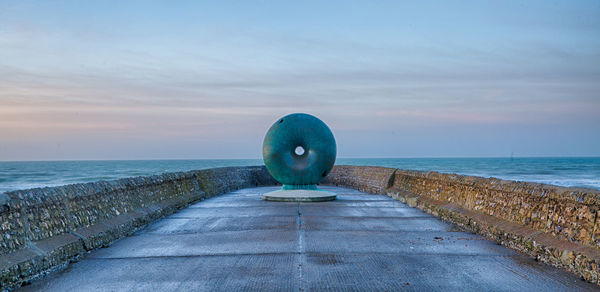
top-left (22, 186), bottom-right (596, 291)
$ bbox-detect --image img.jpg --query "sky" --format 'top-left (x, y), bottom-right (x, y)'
top-left (0, 0), bottom-right (599, 161)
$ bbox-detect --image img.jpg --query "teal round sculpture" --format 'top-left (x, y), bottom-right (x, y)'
top-left (262, 113), bottom-right (336, 190)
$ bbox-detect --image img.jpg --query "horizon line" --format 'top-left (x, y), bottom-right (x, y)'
top-left (2, 155), bottom-right (599, 163)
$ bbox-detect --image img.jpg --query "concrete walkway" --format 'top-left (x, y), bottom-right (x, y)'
top-left (22, 186), bottom-right (596, 291)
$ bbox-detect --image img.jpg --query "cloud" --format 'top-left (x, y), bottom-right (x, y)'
top-left (0, 1), bottom-right (599, 160)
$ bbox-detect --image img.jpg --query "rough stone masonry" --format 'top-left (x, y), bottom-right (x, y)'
top-left (0, 166), bottom-right (276, 290)
top-left (1, 165), bottom-right (600, 289)
top-left (322, 165), bottom-right (600, 284)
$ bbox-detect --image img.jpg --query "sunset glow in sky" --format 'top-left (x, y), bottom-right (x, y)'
top-left (1, 1), bottom-right (599, 160)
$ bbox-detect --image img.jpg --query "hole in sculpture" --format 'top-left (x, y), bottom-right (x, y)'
top-left (294, 146), bottom-right (305, 156)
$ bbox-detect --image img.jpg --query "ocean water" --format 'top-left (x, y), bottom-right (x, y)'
top-left (0, 157), bottom-right (599, 194)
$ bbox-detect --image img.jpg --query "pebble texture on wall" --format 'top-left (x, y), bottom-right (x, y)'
top-left (0, 166), bottom-right (276, 290)
top-left (2, 165), bottom-right (600, 288)
top-left (322, 165), bottom-right (600, 284)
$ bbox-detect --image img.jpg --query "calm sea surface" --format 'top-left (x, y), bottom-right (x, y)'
top-left (0, 157), bottom-right (599, 194)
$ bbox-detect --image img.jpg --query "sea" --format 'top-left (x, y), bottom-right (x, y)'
top-left (0, 157), bottom-right (599, 194)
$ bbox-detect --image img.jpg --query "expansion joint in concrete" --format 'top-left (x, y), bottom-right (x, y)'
top-left (69, 231), bottom-right (86, 241)
top-left (27, 242), bottom-right (46, 256)
top-left (297, 203), bottom-right (304, 292)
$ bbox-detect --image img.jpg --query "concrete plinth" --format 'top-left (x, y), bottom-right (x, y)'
top-left (262, 189), bottom-right (336, 202)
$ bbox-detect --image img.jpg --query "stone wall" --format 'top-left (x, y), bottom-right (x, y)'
top-left (0, 166), bottom-right (276, 290)
top-left (3, 164), bottom-right (599, 288)
top-left (322, 165), bottom-right (600, 284)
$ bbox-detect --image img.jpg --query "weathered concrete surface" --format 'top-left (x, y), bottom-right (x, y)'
top-left (21, 186), bottom-right (596, 291)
